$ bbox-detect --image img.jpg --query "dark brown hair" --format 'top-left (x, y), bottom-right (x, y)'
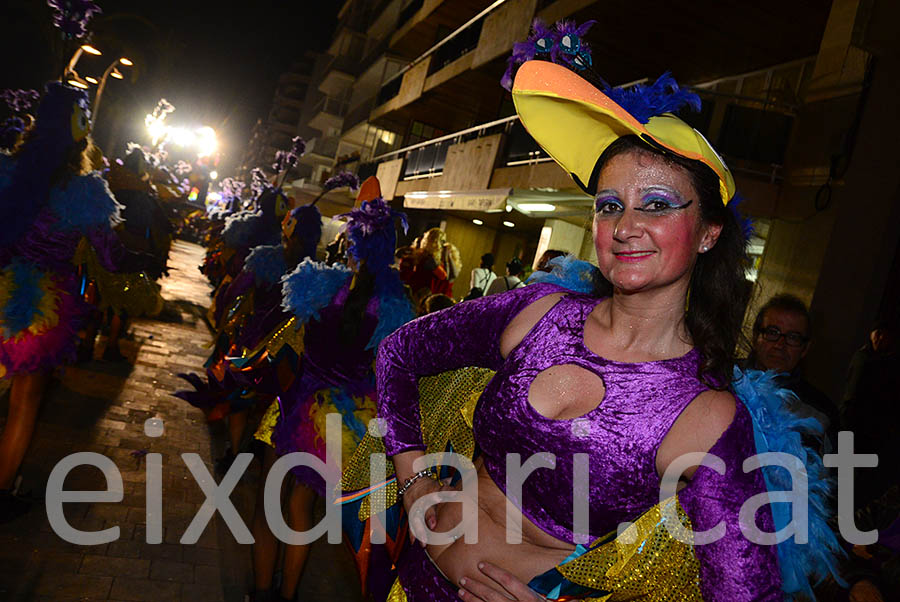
top-left (592, 135), bottom-right (750, 389)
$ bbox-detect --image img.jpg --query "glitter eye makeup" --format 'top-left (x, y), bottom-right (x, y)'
top-left (634, 186), bottom-right (693, 213)
top-left (593, 191), bottom-right (624, 215)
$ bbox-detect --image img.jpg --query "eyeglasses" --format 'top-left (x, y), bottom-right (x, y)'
top-left (757, 326), bottom-right (808, 347)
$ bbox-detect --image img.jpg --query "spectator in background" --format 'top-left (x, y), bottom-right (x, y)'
top-left (465, 253), bottom-right (497, 300)
top-left (744, 294), bottom-right (839, 451)
top-left (842, 317), bottom-right (899, 507)
top-left (485, 257), bottom-right (526, 295)
top-left (422, 293), bottom-right (455, 315)
top-left (536, 248), bottom-right (566, 272)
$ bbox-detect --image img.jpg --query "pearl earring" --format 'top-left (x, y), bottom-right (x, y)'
top-left (701, 245), bottom-right (709, 252)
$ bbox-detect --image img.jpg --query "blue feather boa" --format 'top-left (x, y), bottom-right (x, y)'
top-left (244, 245), bottom-right (287, 286)
top-left (369, 272), bottom-right (415, 350)
top-left (732, 368), bottom-right (845, 598)
top-left (222, 209), bottom-right (280, 249)
top-left (48, 171), bottom-right (123, 231)
top-left (526, 254), bottom-right (597, 293)
top-left (1, 259), bottom-right (45, 338)
top-left (280, 258), bottom-right (352, 326)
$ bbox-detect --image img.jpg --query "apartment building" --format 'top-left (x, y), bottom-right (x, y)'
top-left (293, 0), bottom-right (900, 403)
top-left (238, 58), bottom-right (316, 182)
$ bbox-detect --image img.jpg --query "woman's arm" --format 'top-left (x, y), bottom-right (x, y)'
top-left (375, 282), bottom-right (563, 456)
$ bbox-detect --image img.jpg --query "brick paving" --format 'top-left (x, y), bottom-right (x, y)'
top-left (0, 240), bottom-right (363, 601)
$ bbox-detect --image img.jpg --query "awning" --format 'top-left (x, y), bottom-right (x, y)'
top-left (403, 188), bottom-right (511, 211)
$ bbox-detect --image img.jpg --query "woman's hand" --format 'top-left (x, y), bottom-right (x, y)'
top-left (458, 562), bottom-right (545, 601)
top-left (401, 476), bottom-right (443, 547)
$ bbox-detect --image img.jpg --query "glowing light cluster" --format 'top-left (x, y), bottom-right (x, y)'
top-left (144, 99), bottom-right (218, 157)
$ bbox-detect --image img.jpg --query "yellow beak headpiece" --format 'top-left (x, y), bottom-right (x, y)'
top-left (512, 60), bottom-right (735, 205)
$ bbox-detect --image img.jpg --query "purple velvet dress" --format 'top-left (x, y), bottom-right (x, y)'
top-left (376, 283), bottom-right (782, 601)
top-left (272, 282), bottom-right (381, 495)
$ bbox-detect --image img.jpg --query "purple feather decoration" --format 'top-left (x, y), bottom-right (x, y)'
top-left (603, 72), bottom-right (701, 124)
top-left (323, 171), bottom-right (360, 192)
top-left (338, 197), bottom-right (407, 271)
top-left (285, 136), bottom-right (306, 168)
top-left (727, 193), bottom-right (755, 242)
top-left (46, 0), bottom-right (102, 39)
top-left (1, 89), bottom-right (40, 114)
top-left (0, 117), bottom-right (26, 151)
top-left (550, 20), bottom-right (597, 71)
top-left (272, 150), bottom-right (288, 173)
top-left (501, 19), bottom-right (557, 91)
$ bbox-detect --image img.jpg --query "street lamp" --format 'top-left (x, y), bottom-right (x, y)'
top-left (63, 44), bottom-right (102, 79)
top-left (93, 57), bottom-right (133, 127)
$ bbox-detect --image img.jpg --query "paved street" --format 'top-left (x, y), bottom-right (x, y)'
top-left (0, 240), bottom-right (362, 601)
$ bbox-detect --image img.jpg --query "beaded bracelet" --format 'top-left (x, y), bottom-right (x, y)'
top-left (397, 469), bottom-right (437, 498)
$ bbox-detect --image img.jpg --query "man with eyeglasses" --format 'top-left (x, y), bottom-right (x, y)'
top-left (745, 294), bottom-right (839, 451)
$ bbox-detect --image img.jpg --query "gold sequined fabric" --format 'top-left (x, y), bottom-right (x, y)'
top-left (556, 496), bottom-right (702, 601)
top-left (73, 238), bottom-right (163, 317)
top-left (254, 400), bottom-right (280, 447)
top-left (243, 316), bottom-right (304, 360)
top-left (386, 578), bottom-right (407, 602)
top-left (340, 366), bottom-right (495, 522)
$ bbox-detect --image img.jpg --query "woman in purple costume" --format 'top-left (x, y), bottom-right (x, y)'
top-left (246, 181), bottom-right (415, 602)
top-left (0, 83), bottom-right (126, 519)
top-left (373, 56), bottom-right (841, 602)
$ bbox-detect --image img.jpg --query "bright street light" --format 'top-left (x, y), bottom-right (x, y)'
top-left (110, 68), bottom-right (123, 80)
top-left (81, 44), bottom-right (102, 56)
top-left (472, 219), bottom-right (484, 226)
top-left (119, 57), bottom-right (133, 66)
top-left (503, 221), bottom-right (515, 228)
top-left (85, 76), bottom-right (99, 84)
top-left (67, 78), bottom-right (89, 89)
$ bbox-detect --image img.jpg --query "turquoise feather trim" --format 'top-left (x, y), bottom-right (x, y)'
top-left (526, 254), bottom-right (597, 293)
top-left (280, 258), bottom-right (352, 327)
top-left (48, 171), bottom-right (122, 231)
top-left (244, 244), bottom-right (287, 286)
top-left (1, 259), bottom-right (45, 338)
top-left (368, 283), bottom-right (415, 350)
top-left (732, 367), bottom-right (845, 598)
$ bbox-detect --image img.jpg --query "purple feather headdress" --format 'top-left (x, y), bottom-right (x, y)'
top-left (603, 72), bottom-right (701, 125)
top-left (338, 197), bottom-right (407, 271)
top-left (501, 19), bottom-right (557, 91)
top-left (47, 0), bottom-right (102, 39)
top-left (1, 89), bottom-right (40, 114)
top-left (310, 171), bottom-right (360, 206)
top-left (550, 20), bottom-right (597, 72)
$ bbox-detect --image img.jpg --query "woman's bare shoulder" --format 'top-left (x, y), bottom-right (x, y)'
top-left (499, 292), bottom-right (566, 358)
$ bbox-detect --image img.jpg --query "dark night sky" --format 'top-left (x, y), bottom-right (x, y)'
top-left (0, 1), bottom-right (340, 175)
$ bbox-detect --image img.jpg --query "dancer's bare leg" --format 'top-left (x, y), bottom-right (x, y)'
top-left (227, 409), bottom-right (248, 454)
top-left (0, 371), bottom-right (48, 489)
top-left (281, 480), bottom-right (315, 599)
top-left (252, 445), bottom-right (279, 592)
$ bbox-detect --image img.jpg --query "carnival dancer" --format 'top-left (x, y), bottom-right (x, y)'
top-left (343, 21), bottom-right (843, 602)
top-left (174, 197), bottom-right (324, 468)
top-left (0, 83), bottom-right (130, 519)
top-left (247, 178), bottom-right (415, 602)
top-left (87, 144), bottom-right (172, 361)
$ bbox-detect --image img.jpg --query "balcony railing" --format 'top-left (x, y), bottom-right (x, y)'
top-left (308, 136), bottom-right (340, 158)
top-left (430, 18), bottom-right (484, 73)
top-left (312, 95), bottom-right (349, 118)
top-left (376, 77), bottom-right (402, 106)
top-left (397, 0), bottom-right (424, 29)
top-left (375, 0), bottom-right (510, 107)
